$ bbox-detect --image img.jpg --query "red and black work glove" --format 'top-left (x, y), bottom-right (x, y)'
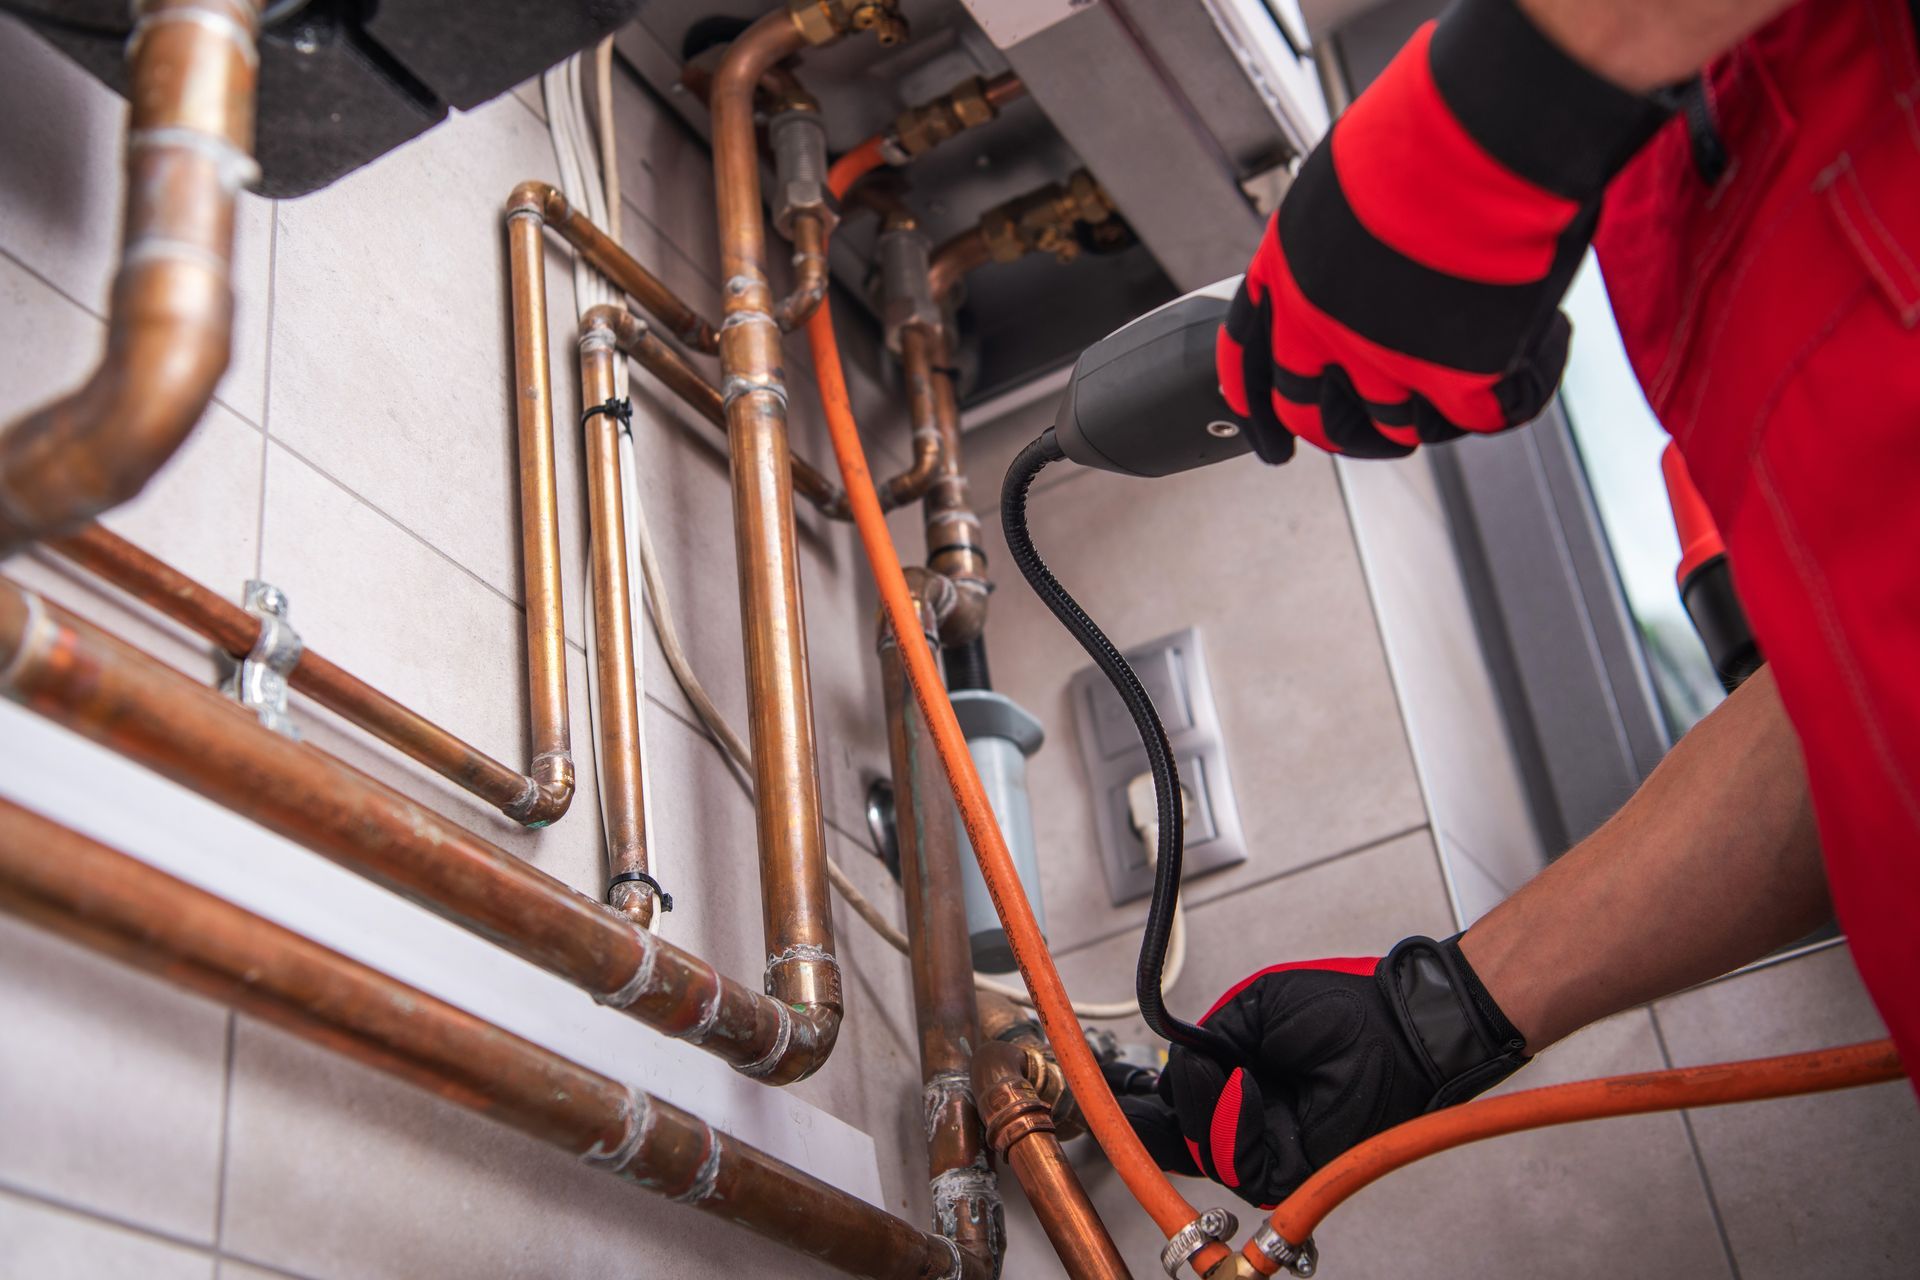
top-left (1119, 935), bottom-right (1529, 1209)
top-left (1220, 0), bottom-right (1674, 462)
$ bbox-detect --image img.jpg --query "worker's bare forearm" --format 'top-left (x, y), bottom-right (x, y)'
top-left (1459, 665), bottom-right (1827, 1051)
top-left (1517, 0), bottom-right (1796, 90)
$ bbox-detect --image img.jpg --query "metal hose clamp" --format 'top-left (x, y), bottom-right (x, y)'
top-left (1248, 1225), bottom-right (1318, 1277)
top-left (1160, 1206), bottom-right (1238, 1277)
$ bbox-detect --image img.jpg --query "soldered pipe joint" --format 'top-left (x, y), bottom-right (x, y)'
top-left (506, 749), bottom-right (576, 827)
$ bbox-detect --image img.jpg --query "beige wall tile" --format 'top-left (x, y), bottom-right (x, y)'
top-left (957, 406), bottom-right (1426, 955)
top-left (1654, 946), bottom-right (1919, 1280)
top-left (268, 96), bottom-right (590, 641)
top-left (1338, 451), bottom-right (1545, 895)
top-left (0, 1190), bottom-right (214, 1280)
top-left (0, 253), bottom-right (264, 596)
top-left (0, 251), bottom-right (107, 423)
top-left (0, 917), bottom-right (229, 1245)
top-left (258, 443), bottom-right (605, 888)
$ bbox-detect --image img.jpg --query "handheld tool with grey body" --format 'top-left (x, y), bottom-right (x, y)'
top-left (1052, 276), bottom-right (1254, 478)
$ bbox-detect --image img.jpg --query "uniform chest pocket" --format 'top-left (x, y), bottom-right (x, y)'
top-left (1644, 47), bottom-right (1799, 407)
top-left (1819, 107), bottom-right (1920, 329)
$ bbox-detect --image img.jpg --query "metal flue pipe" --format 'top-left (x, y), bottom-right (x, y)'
top-left (0, 798), bottom-right (974, 1280)
top-left (0, 580), bottom-right (834, 1083)
top-left (0, 0), bottom-right (262, 555)
top-left (709, 6), bottom-right (842, 1045)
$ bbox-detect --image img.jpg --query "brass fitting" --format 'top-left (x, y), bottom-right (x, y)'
top-left (1204, 1255), bottom-right (1265, 1280)
top-left (891, 75), bottom-right (997, 158)
top-left (979, 169), bottom-right (1117, 266)
top-left (788, 0), bottom-right (907, 46)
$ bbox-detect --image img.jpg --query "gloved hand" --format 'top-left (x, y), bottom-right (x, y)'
top-left (1219, 0), bottom-right (1673, 463)
top-left (1119, 935), bottom-right (1530, 1209)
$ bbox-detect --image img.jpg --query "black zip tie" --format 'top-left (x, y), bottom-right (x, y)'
top-left (582, 396), bottom-right (633, 430)
top-left (608, 870), bottom-right (673, 913)
top-left (927, 543), bottom-right (989, 569)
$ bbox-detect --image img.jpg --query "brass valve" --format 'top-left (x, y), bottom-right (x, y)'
top-left (789, 0), bottom-right (907, 47)
top-left (891, 76), bottom-right (997, 158)
top-left (979, 170), bottom-right (1118, 266)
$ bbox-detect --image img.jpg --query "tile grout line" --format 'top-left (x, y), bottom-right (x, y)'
top-left (215, 1248), bottom-right (330, 1280)
top-left (1648, 1006), bottom-right (1746, 1280)
top-left (254, 207), bottom-right (280, 581)
top-left (0, 241), bottom-right (264, 438)
top-left (210, 1012), bottom-right (239, 1252)
top-left (1329, 454), bottom-right (1471, 932)
top-left (0, 1175), bottom-right (215, 1259)
top-left (264, 435), bottom-right (528, 616)
top-left (1045, 821), bottom-right (1434, 960)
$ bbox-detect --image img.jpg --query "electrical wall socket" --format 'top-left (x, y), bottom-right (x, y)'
top-left (1068, 627), bottom-right (1247, 905)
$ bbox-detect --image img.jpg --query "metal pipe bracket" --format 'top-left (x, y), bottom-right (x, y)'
top-left (221, 579), bottom-right (302, 739)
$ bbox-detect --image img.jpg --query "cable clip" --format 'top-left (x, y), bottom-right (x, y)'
top-left (608, 870), bottom-right (673, 913)
top-left (1248, 1224), bottom-right (1318, 1277)
top-left (1160, 1206), bottom-right (1238, 1278)
top-left (581, 396), bottom-right (633, 430)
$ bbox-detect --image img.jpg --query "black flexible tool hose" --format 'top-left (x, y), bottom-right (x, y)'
top-left (1002, 428), bottom-right (1239, 1066)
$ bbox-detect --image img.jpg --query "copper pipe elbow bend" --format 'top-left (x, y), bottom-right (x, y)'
top-left (506, 750), bottom-right (576, 827)
top-left (0, 300), bottom-right (231, 554)
top-left (748, 1004), bottom-right (842, 1086)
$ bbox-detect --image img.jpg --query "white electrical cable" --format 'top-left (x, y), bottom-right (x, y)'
top-left (545, 48), bottom-right (664, 931)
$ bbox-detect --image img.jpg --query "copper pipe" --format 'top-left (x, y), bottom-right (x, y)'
top-left (886, 326), bottom-right (947, 516)
top-left (918, 326), bottom-right (989, 646)
top-left (982, 71), bottom-right (1027, 113)
top-left (505, 191), bottom-right (579, 826)
top-left (0, 0), bottom-right (261, 554)
top-left (712, 10), bottom-right (842, 1031)
top-left (888, 72), bottom-right (1028, 159)
top-left (975, 1041), bottom-right (1132, 1280)
top-left (45, 525), bottom-right (569, 825)
top-left (0, 799), bottom-right (975, 1280)
top-left (0, 581), bottom-right (834, 1083)
top-left (927, 230), bottom-right (991, 305)
top-left (881, 573), bottom-right (1001, 1273)
top-left (842, 181), bottom-right (918, 232)
top-left (577, 318), bottom-right (652, 926)
top-left (773, 210), bottom-right (831, 332)
top-left (592, 303), bottom-right (852, 519)
top-left (509, 181), bottom-right (721, 356)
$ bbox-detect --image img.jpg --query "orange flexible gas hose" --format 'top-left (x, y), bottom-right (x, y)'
top-left (829, 136), bottom-right (890, 195)
top-left (1243, 1037), bottom-right (1902, 1273)
top-left (814, 139), bottom-right (1225, 1273)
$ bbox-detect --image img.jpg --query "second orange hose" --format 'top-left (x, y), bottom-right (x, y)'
top-left (1243, 1037), bottom-right (1902, 1273)
top-left (816, 141), bottom-right (1224, 1271)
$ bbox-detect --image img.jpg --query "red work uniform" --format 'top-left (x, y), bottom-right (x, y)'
top-left (1594, 0), bottom-right (1920, 1079)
